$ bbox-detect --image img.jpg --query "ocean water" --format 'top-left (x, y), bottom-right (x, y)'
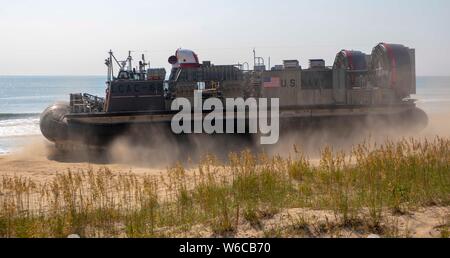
top-left (0, 76), bottom-right (105, 154)
top-left (0, 76), bottom-right (449, 154)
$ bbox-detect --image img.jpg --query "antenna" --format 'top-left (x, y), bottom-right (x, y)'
top-left (107, 50), bottom-right (113, 82)
top-left (253, 48), bottom-right (256, 68)
top-left (127, 50), bottom-right (133, 71)
top-left (141, 54), bottom-right (146, 71)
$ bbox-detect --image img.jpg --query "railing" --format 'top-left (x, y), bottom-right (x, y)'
top-left (70, 93), bottom-right (105, 113)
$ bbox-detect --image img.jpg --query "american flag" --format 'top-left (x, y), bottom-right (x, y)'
top-left (263, 77), bottom-right (281, 88)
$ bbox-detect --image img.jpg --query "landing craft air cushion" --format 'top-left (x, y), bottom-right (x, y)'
top-left (40, 43), bottom-right (428, 150)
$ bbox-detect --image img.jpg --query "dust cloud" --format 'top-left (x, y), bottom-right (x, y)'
top-left (107, 126), bottom-right (257, 167)
top-left (98, 107), bottom-right (445, 166)
top-left (7, 105), bottom-right (449, 169)
top-left (267, 108), bottom-right (448, 159)
top-left (418, 113), bottom-right (450, 138)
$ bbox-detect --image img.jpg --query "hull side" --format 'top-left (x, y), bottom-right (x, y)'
top-left (58, 106), bottom-right (428, 148)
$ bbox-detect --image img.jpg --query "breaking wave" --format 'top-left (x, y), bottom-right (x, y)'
top-left (0, 113), bottom-right (41, 138)
top-left (0, 113), bottom-right (40, 121)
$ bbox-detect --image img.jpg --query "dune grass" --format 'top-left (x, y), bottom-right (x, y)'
top-left (0, 137), bottom-right (449, 238)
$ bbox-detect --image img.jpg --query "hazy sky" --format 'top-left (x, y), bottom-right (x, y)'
top-left (1, 0), bottom-right (449, 76)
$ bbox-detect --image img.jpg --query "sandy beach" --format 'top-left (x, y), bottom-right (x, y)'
top-left (0, 136), bottom-right (168, 183)
top-left (1, 142), bottom-right (448, 238)
top-left (0, 111), bottom-right (449, 238)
